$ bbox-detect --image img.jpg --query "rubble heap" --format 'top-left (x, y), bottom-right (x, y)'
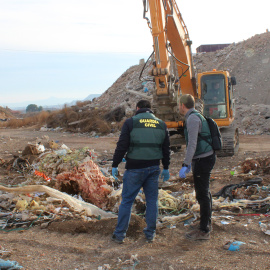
top-left (194, 31), bottom-right (270, 134)
top-left (91, 31), bottom-right (270, 135)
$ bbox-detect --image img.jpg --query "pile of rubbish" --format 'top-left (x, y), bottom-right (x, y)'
top-left (0, 140), bottom-right (269, 233)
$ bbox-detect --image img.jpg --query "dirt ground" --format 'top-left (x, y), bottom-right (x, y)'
top-left (0, 128), bottom-right (270, 270)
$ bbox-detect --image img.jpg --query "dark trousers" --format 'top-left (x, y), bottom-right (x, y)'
top-left (192, 153), bottom-right (216, 233)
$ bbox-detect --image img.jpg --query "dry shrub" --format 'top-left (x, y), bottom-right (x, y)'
top-left (46, 108), bottom-right (71, 128)
top-left (0, 110), bottom-right (51, 129)
top-left (112, 118), bottom-right (126, 132)
top-left (4, 118), bottom-right (24, 128)
top-left (76, 100), bottom-right (91, 107)
top-left (61, 107), bottom-right (80, 123)
top-left (4, 117), bottom-right (31, 128)
top-left (41, 105), bottom-right (119, 134)
top-left (80, 107), bottom-right (107, 120)
top-left (62, 106), bottom-right (71, 117)
top-left (104, 106), bottom-right (125, 122)
top-left (36, 111), bottom-right (50, 123)
top-left (46, 110), bottom-right (63, 128)
top-left (95, 120), bottom-right (111, 134)
top-left (0, 103), bottom-right (118, 135)
top-left (46, 107), bottom-right (80, 128)
top-left (80, 118), bottom-right (111, 134)
top-left (28, 111), bottom-right (51, 129)
top-left (66, 111), bottom-right (79, 123)
top-left (21, 117), bottom-right (35, 126)
top-left (5, 116), bottom-right (37, 128)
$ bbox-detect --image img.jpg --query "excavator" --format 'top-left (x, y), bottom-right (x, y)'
top-left (141, 0), bottom-right (239, 156)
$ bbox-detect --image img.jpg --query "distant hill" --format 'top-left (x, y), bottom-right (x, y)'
top-left (65, 94), bottom-right (101, 107)
top-left (83, 94), bottom-right (101, 101)
top-left (0, 94), bottom-right (101, 110)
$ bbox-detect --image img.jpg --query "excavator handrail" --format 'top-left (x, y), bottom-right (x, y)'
top-left (143, 0), bottom-right (151, 29)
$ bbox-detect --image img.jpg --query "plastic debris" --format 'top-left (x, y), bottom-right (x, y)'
top-left (183, 217), bottom-right (197, 226)
top-left (0, 246), bottom-right (12, 258)
top-left (221, 220), bottom-right (230, 225)
top-left (15, 199), bottom-right (28, 211)
top-left (259, 221), bottom-right (270, 235)
top-left (98, 264), bottom-right (111, 270)
top-left (224, 240), bottom-right (246, 251)
top-left (37, 144), bottom-right (45, 153)
top-left (49, 140), bottom-right (59, 149)
top-left (34, 170), bottom-right (51, 181)
top-left (0, 258), bottom-right (23, 269)
top-left (161, 212), bottom-right (194, 225)
top-left (55, 149), bottom-right (68, 156)
top-left (122, 254), bottom-right (140, 267)
top-left (60, 144), bottom-right (70, 151)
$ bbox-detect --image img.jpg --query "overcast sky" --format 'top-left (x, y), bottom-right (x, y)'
top-left (0, 0), bottom-right (269, 106)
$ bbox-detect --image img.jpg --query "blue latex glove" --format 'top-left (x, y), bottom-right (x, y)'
top-left (179, 167), bottom-right (189, 178)
top-left (112, 167), bottom-right (118, 180)
top-left (160, 169), bottom-right (170, 182)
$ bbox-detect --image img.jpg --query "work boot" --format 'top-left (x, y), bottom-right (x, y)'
top-left (145, 235), bottom-right (155, 243)
top-left (188, 220), bottom-right (212, 232)
top-left (111, 234), bottom-right (124, 244)
top-left (185, 229), bottom-right (210, 240)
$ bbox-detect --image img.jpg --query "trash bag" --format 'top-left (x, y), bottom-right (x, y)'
top-left (213, 178), bottom-right (262, 200)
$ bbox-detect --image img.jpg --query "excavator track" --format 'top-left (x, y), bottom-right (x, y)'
top-left (217, 126), bottom-right (239, 157)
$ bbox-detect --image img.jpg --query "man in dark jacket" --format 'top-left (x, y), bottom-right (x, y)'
top-left (111, 100), bottom-right (170, 243)
top-left (179, 94), bottom-right (216, 240)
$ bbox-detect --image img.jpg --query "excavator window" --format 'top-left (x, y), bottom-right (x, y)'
top-left (201, 75), bottom-right (227, 119)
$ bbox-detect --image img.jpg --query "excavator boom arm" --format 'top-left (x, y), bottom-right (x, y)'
top-left (144, 0), bottom-right (197, 97)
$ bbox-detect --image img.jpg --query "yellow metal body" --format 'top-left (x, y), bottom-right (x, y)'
top-left (145, 0), bottom-right (235, 129)
top-left (147, 0), bottom-right (196, 97)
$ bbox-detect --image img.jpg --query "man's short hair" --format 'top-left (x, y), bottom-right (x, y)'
top-left (180, 94), bottom-right (195, 109)
top-left (136, 100), bottom-right (151, 109)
